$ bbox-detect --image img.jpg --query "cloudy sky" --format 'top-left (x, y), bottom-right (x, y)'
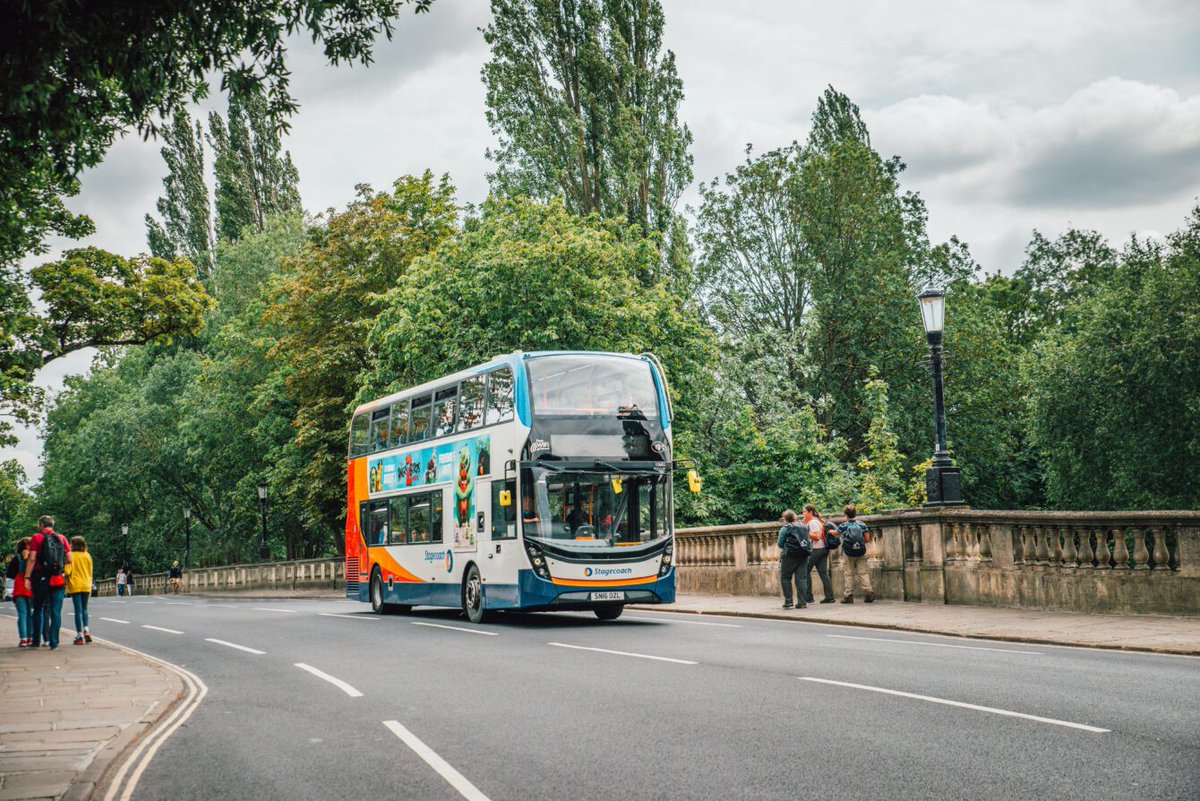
top-left (8, 0), bottom-right (1200, 481)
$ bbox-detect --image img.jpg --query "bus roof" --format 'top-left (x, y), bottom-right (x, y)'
top-left (351, 350), bottom-right (656, 417)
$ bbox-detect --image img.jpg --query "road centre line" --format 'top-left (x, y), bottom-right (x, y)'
top-left (142, 625), bottom-right (184, 634)
top-left (798, 677), bottom-right (1110, 733)
top-left (624, 614), bottom-right (741, 628)
top-left (826, 633), bottom-right (1043, 654)
top-left (548, 642), bottom-right (698, 665)
top-left (165, 602), bottom-right (194, 606)
top-left (253, 607), bottom-right (298, 613)
top-left (383, 720), bottom-right (492, 801)
top-left (101, 617), bottom-right (130, 624)
top-left (294, 663), bottom-right (363, 698)
top-left (205, 638), bottom-right (266, 655)
top-left (411, 621), bottom-right (498, 636)
top-left (320, 612), bottom-right (379, 621)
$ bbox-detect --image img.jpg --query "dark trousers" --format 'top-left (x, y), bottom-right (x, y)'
top-left (779, 553), bottom-right (810, 605)
top-left (31, 579), bottom-right (65, 647)
top-left (805, 548), bottom-right (833, 602)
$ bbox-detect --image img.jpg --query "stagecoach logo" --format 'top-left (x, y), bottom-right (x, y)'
top-left (584, 566), bottom-right (633, 578)
top-left (530, 438), bottom-right (551, 454)
top-left (425, 550), bottom-right (454, 573)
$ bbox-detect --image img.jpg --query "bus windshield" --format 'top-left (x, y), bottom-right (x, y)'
top-left (521, 466), bottom-right (669, 547)
top-left (527, 355), bottom-right (659, 419)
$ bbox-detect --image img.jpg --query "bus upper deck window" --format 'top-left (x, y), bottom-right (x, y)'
top-left (433, 387), bottom-right (458, 437)
top-left (485, 369), bottom-right (514, 424)
top-left (409, 395), bottom-right (431, 442)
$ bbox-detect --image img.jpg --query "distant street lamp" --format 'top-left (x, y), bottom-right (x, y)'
top-left (918, 286), bottom-right (965, 507)
top-left (121, 523), bottom-right (129, 564)
top-left (256, 483), bottom-right (270, 560)
top-left (182, 506), bottom-right (192, 571)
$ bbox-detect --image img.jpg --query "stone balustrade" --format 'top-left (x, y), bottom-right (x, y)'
top-left (95, 558), bottom-right (343, 597)
top-left (676, 509), bottom-right (1200, 615)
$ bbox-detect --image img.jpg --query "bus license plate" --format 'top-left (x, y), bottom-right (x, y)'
top-left (591, 591), bottom-right (625, 601)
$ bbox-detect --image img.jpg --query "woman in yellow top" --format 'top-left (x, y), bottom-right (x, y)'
top-left (64, 537), bottom-right (94, 644)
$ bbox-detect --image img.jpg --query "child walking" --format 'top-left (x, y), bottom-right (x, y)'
top-left (65, 537), bottom-right (94, 644)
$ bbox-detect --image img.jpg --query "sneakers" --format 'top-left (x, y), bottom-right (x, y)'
top-left (820, 598), bottom-right (835, 604)
top-left (840, 597), bottom-right (854, 604)
top-left (797, 602), bottom-right (807, 608)
top-left (73, 636), bottom-right (84, 645)
top-left (18, 639), bottom-right (28, 648)
top-left (84, 632), bottom-right (93, 643)
top-left (781, 602), bottom-right (793, 609)
top-left (865, 593), bottom-right (875, 603)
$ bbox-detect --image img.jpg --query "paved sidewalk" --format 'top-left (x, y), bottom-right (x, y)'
top-left (634, 594), bottom-right (1200, 655)
top-left (0, 616), bottom-right (183, 801)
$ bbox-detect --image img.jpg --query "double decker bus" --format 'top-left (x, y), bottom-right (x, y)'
top-left (344, 351), bottom-right (698, 622)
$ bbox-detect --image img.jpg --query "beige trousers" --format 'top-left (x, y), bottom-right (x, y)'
top-left (841, 554), bottom-right (872, 597)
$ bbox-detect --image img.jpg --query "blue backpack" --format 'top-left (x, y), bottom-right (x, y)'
top-left (839, 520), bottom-right (869, 557)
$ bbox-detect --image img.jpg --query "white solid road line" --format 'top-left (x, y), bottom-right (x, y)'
top-left (294, 663), bottom-right (363, 698)
top-left (411, 621), bottom-right (498, 636)
top-left (100, 617), bottom-right (130, 624)
top-left (142, 625), bottom-right (184, 634)
top-left (253, 607), bottom-right (298, 613)
top-left (798, 677), bottom-right (1110, 733)
top-left (205, 638), bottom-right (266, 655)
top-left (134, 601), bottom-right (156, 605)
top-left (320, 613), bottom-right (379, 621)
top-left (624, 614), bottom-right (742, 628)
top-left (548, 642), bottom-right (698, 665)
top-left (100, 639), bottom-right (208, 801)
top-left (383, 720), bottom-right (493, 801)
top-left (826, 634), bottom-right (1043, 655)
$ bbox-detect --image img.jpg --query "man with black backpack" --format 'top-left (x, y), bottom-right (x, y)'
top-left (838, 505), bottom-right (874, 603)
top-left (24, 515), bottom-right (73, 649)
top-left (776, 509), bottom-right (812, 609)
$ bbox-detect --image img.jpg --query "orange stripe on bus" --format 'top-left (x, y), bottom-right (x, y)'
top-left (550, 575), bottom-right (659, 588)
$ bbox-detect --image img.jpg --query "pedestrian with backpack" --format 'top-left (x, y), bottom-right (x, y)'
top-left (24, 516), bottom-right (73, 649)
top-left (776, 510), bottom-right (812, 609)
top-left (65, 537), bottom-right (94, 644)
top-left (803, 504), bottom-right (835, 604)
top-left (838, 505), bottom-right (874, 603)
top-left (9, 538), bottom-right (34, 647)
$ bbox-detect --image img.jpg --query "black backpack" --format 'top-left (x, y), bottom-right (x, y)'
top-left (784, 524), bottom-right (812, 558)
top-left (5, 554), bottom-right (19, 580)
top-left (38, 532), bottom-right (67, 578)
top-left (823, 520), bottom-right (841, 550)
top-left (840, 520), bottom-right (869, 557)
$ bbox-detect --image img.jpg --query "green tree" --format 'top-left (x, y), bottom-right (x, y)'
top-left (364, 195), bottom-right (715, 431)
top-left (266, 174), bottom-right (459, 549)
top-left (209, 90), bottom-right (302, 243)
top-left (145, 109), bottom-right (216, 277)
top-left (482, 0), bottom-right (693, 245)
top-left (0, 0), bottom-right (432, 270)
top-left (856, 370), bottom-right (905, 513)
top-left (0, 460), bottom-right (33, 546)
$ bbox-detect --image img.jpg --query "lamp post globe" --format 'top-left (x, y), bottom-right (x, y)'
top-left (917, 285), bottom-right (965, 507)
top-left (121, 523), bottom-right (129, 564)
top-left (256, 483), bottom-right (270, 560)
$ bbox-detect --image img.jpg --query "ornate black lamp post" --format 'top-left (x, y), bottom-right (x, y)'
top-left (182, 506), bottom-right (192, 571)
top-left (918, 286), bottom-right (965, 507)
top-left (256, 483), bottom-right (270, 560)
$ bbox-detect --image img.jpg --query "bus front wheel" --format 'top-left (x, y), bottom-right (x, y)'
top-left (594, 604), bottom-right (624, 621)
top-left (462, 564), bottom-right (487, 624)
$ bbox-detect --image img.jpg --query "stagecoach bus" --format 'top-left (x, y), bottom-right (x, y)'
top-left (344, 351), bottom-right (699, 622)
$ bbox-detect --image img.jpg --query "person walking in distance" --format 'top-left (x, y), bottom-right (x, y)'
top-left (65, 537), bottom-right (94, 643)
top-left (838, 505), bottom-right (874, 603)
top-left (25, 516), bottom-right (73, 649)
top-left (168, 560), bottom-right (183, 594)
top-left (803, 505), bottom-right (835, 604)
top-left (10, 538), bottom-right (34, 647)
top-left (125, 564), bottom-right (136, 597)
top-left (776, 510), bottom-right (812, 609)
top-left (116, 567), bottom-right (127, 597)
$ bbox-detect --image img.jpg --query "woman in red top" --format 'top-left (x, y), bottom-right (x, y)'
top-left (11, 537), bottom-right (33, 647)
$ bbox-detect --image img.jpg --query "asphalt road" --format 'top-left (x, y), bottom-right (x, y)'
top-left (82, 595), bottom-right (1199, 801)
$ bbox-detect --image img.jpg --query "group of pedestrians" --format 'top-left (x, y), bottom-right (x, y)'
top-left (7, 516), bottom-right (94, 649)
top-left (777, 504), bottom-right (874, 609)
top-left (116, 563), bottom-right (137, 596)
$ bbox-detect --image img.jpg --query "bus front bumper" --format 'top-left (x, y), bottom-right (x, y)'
top-left (509, 568), bottom-right (676, 611)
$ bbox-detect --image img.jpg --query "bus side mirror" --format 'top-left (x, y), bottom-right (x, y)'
top-left (499, 490), bottom-right (512, 507)
top-left (611, 478), bottom-right (623, 495)
top-left (687, 470), bottom-right (702, 494)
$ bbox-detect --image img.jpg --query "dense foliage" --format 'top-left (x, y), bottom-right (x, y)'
top-left (14, 1), bottom-right (1199, 573)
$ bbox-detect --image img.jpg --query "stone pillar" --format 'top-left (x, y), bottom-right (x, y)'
top-left (919, 518), bottom-right (947, 604)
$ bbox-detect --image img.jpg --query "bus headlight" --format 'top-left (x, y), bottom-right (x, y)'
top-left (526, 543), bottom-right (552, 580)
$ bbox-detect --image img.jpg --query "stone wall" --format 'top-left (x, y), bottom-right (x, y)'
top-left (95, 557), bottom-right (343, 597)
top-left (675, 510), bottom-right (1200, 615)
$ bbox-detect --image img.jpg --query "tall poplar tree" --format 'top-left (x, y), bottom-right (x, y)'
top-left (145, 110), bottom-right (216, 277)
top-left (208, 90), bottom-right (302, 243)
top-left (482, 0), bottom-right (692, 246)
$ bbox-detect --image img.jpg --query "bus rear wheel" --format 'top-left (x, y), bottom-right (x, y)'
top-left (462, 564), bottom-right (487, 624)
top-left (593, 604), bottom-right (624, 621)
top-left (370, 568), bottom-right (411, 615)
